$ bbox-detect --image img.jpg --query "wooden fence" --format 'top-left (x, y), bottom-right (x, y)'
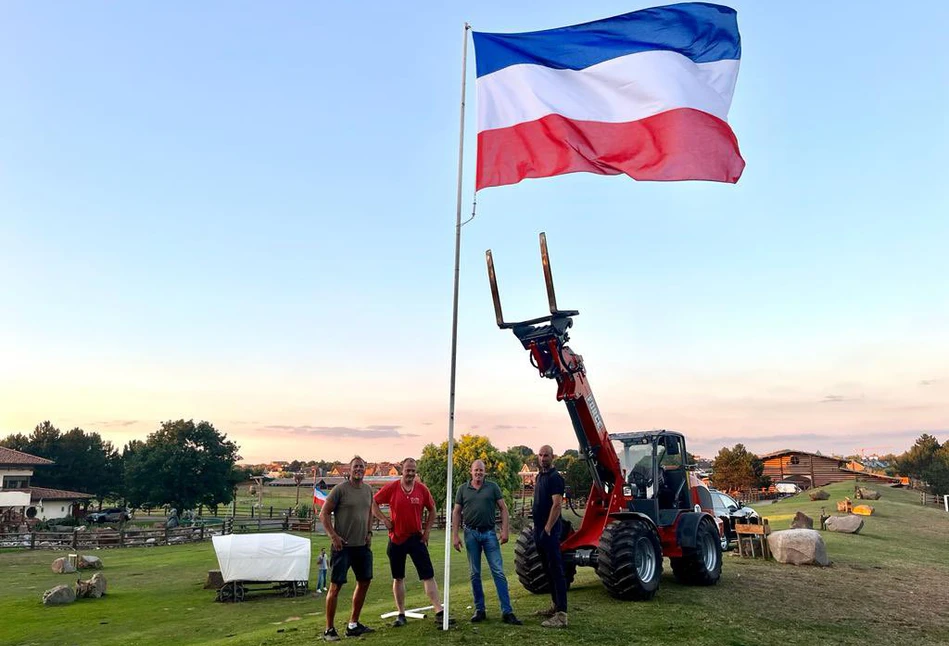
top-left (0, 525), bottom-right (216, 550)
top-left (920, 492), bottom-right (949, 511)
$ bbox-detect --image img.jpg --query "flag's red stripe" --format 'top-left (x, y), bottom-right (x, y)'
top-left (476, 108), bottom-right (744, 190)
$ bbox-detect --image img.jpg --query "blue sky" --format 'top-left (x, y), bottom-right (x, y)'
top-left (1, 1), bottom-right (947, 463)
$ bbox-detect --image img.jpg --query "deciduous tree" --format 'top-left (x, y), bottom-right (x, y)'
top-left (417, 434), bottom-right (523, 511)
top-left (123, 419), bottom-right (242, 512)
top-left (711, 444), bottom-right (767, 492)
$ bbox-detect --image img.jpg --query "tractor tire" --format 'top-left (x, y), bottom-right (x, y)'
top-left (670, 518), bottom-right (722, 586)
top-left (596, 519), bottom-right (662, 601)
top-left (514, 524), bottom-right (577, 594)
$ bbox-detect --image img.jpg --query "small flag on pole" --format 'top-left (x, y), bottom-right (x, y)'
top-left (313, 487), bottom-right (328, 508)
top-left (473, 3), bottom-right (745, 189)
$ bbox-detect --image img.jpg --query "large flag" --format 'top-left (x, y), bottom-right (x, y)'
top-left (472, 3), bottom-right (745, 190)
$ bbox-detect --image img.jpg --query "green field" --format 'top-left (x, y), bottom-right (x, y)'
top-left (3, 481), bottom-right (948, 646)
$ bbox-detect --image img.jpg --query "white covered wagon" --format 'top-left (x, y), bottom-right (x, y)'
top-left (211, 533), bottom-right (310, 602)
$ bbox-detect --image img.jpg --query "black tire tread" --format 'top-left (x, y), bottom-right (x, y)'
top-left (596, 520), bottom-right (662, 601)
top-left (670, 519), bottom-right (723, 586)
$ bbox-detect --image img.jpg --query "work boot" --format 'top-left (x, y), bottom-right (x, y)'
top-left (533, 604), bottom-right (557, 618)
top-left (470, 609), bottom-right (487, 623)
top-left (502, 612), bottom-right (523, 625)
top-left (541, 611), bottom-right (568, 628)
top-left (391, 614), bottom-right (407, 627)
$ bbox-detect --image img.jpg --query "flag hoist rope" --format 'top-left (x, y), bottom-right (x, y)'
top-left (442, 21), bottom-right (471, 632)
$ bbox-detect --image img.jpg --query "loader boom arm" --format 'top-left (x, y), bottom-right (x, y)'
top-left (486, 234), bottom-right (625, 500)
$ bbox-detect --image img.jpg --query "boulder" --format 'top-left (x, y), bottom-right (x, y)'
top-left (79, 555), bottom-right (103, 569)
top-left (43, 585), bottom-right (76, 606)
top-left (852, 504), bottom-right (875, 516)
top-left (767, 529), bottom-right (830, 566)
top-left (76, 573), bottom-right (107, 599)
top-left (808, 489), bottom-right (829, 501)
top-left (825, 515), bottom-right (864, 534)
top-left (856, 487), bottom-right (881, 500)
top-left (51, 557), bottom-right (77, 574)
top-left (145, 538), bottom-right (157, 545)
top-left (790, 511), bottom-right (814, 529)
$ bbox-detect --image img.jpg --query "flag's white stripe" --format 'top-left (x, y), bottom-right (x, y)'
top-left (477, 50), bottom-right (739, 133)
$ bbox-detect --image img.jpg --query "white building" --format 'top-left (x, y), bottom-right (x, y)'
top-left (0, 447), bottom-right (93, 524)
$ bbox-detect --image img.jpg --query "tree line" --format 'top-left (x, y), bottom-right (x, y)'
top-left (1, 420), bottom-right (247, 514)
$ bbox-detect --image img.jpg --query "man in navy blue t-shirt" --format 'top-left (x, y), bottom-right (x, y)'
top-left (532, 444), bottom-right (568, 628)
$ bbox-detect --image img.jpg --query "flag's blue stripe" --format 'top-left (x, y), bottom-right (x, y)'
top-left (473, 3), bottom-right (740, 78)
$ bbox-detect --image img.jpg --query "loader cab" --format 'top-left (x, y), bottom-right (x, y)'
top-left (613, 431), bottom-right (695, 527)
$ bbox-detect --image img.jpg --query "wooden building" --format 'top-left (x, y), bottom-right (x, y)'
top-left (760, 449), bottom-right (901, 488)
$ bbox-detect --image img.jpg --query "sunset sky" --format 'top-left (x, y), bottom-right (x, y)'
top-left (2, 1), bottom-right (946, 463)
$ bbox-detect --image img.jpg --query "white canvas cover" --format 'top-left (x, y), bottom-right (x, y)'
top-left (212, 533), bottom-right (311, 583)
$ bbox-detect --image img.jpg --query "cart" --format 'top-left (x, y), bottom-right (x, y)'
top-left (211, 532), bottom-right (310, 602)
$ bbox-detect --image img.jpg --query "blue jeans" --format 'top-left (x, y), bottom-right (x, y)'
top-left (464, 528), bottom-right (513, 615)
top-left (316, 569), bottom-right (327, 590)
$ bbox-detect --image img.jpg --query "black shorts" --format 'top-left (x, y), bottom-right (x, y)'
top-left (330, 545), bottom-right (373, 585)
top-left (386, 534), bottom-right (435, 581)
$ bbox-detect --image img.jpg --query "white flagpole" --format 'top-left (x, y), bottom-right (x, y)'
top-left (443, 21), bottom-right (471, 632)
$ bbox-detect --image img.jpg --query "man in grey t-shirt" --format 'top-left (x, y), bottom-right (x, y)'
top-left (451, 459), bottom-right (522, 625)
top-left (319, 456), bottom-right (379, 641)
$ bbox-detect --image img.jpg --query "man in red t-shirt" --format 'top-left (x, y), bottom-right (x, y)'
top-left (373, 457), bottom-right (453, 629)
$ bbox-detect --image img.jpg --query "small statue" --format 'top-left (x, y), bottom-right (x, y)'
top-left (165, 507), bottom-right (180, 529)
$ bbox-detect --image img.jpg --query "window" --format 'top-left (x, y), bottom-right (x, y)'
top-left (2, 475), bottom-right (30, 489)
top-left (790, 456), bottom-right (800, 465)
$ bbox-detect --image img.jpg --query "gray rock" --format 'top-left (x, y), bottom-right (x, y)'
top-left (51, 557), bottom-right (76, 574)
top-left (145, 538), bottom-right (157, 545)
top-left (808, 489), bottom-right (830, 501)
top-left (825, 515), bottom-right (864, 534)
top-left (790, 511), bottom-right (814, 529)
top-left (856, 487), bottom-right (881, 500)
top-left (76, 573), bottom-right (107, 599)
top-left (43, 585), bottom-right (76, 606)
top-left (79, 555), bottom-right (103, 569)
top-left (767, 529), bottom-right (830, 566)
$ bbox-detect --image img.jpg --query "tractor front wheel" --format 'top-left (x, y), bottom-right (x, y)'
top-left (514, 524), bottom-right (577, 594)
top-left (670, 518), bottom-right (722, 586)
top-left (596, 520), bottom-right (662, 600)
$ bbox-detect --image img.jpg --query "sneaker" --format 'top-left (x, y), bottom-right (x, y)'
top-left (502, 612), bottom-right (523, 626)
top-left (434, 611), bottom-right (456, 630)
top-left (344, 623), bottom-right (374, 637)
top-left (391, 614), bottom-right (407, 628)
top-left (541, 611), bottom-right (568, 629)
top-left (323, 627), bottom-right (340, 642)
top-left (470, 610), bottom-right (487, 623)
top-left (533, 605), bottom-right (557, 618)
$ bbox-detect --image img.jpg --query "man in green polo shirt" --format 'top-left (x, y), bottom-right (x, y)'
top-left (451, 459), bottom-right (522, 625)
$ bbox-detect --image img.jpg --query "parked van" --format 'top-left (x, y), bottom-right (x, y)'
top-left (774, 481), bottom-right (803, 494)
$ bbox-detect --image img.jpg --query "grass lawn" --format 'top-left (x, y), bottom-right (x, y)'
top-left (2, 481), bottom-right (947, 646)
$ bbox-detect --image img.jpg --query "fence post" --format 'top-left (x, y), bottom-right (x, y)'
top-left (250, 506), bottom-right (255, 519)
top-left (269, 506), bottom-right (273, 518)
top-left (30, 532), bottom-right (35, 550)
top-left (120, 529), bottom-right (125, 548)
top-left (200, 525), bottom-right (205, 542)
top-left (72, 529), bottom-right (78, 549)
top-left (164, 526), bottom-right (169, 545)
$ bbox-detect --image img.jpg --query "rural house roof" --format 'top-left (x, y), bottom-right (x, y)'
top-left (0, 446), bottom-right (54, 467)
top-left (758, 449), bottom-right (843, 463)
top-left (30, 486), bottom-right (95, 502)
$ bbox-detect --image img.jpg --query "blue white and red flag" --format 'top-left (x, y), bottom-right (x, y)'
top-left (472, 3), bottom-right (744, 189)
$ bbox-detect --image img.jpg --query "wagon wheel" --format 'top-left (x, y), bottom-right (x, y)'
top-left (217, 585), bottom-right (233, 602)
top-left (295, 580), bottom-right (308, 597)
top-left (233, 582), bottom-right (246, 603)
